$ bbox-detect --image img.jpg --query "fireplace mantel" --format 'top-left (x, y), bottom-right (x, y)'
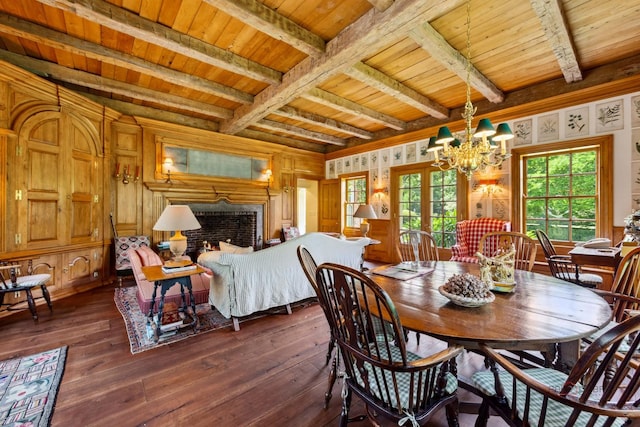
top-left (144, 181), bottom-right (273, 205)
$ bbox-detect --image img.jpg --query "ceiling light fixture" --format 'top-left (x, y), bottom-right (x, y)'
top-left (430, 0), bottom-right (513, 179)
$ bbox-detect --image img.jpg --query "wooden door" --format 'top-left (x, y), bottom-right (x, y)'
top-left (319, 179), bottom-right (340, 233)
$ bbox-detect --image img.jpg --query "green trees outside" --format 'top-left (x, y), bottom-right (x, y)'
top-left (525, 150), bottom-right (597, 242)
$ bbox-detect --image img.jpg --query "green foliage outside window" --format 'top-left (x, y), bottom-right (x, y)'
top-left (345, 177), bottom-right (367, 228)
top-left (430, 170), bottom-right (458, 247)
top-left (524, 150), bottom-right (597, 242)
top-left (398, 169), bottom-right (458, 248)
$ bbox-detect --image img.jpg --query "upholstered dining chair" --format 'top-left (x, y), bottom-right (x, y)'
top-left (397, 230), bottom-right (439, 263)
top-left (581, 246), bottom-right (640, 351)
top-left (478, 231), bottom-right (537, 271)
top-left (535, 229), bottom-right (603, 288)
top-left (471, 315), bottom-right (640, 427)
top-left (450, 218), bottom-right (511, 263)
top-left (315, 262), bottom-right (463, 426)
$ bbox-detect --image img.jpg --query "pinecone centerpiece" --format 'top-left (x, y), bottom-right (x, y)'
top-left (439, 273), bottom-right (495, 307)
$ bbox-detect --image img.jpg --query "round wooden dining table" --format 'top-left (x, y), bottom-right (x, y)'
top-left (368, 261), bottom-right (612, 365)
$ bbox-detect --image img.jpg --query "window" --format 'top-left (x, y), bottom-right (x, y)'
top-left (429, 169), bottom-right (458, 247)
top-left (513, 136), bottom-right (613, 243)
top-left (344, 175), bottom-right (367, 228)
top-left (394, 165), bottom-right (466, 248)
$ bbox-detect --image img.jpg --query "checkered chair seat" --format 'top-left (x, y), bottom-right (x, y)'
top-left (471, 316), bottom-right (640, 426)
top-left (355, 344), bottom-right (458, 411)
top-left (472, 368), bottom-right (628, 427)
top-left (450, 218), bottom-right (511, 263)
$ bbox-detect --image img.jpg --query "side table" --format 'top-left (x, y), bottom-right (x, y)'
top-left (141, 264), bottom-right (206, 342)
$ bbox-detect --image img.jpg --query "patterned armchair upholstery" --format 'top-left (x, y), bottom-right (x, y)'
top-left (114, 235), bottom-right (150, 286)
top-left (450, 218), bottom-right (511, 263)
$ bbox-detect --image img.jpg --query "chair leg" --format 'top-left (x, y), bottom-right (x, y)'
top-left (325, 337), bottom-right (335, 366)
top-left (445, 398), bottom-right (460, 427)
top-left (41, 284), bottom-right (53, 312)
top-left (25, 288), bottom-right (38, 321)
top-left (324, 346), bottom-right (339, 408)
top-left (474, 399), bottom-right (490, 427)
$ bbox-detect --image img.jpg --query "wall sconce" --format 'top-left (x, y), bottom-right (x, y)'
top-left (264, 168), bottom-right (272, 198)
top-left (373, 187), bottom-right (388, 198)
top-left (474, 178), bottom-right (502, 195)
top-left (163, 157), bottom-right (173, 184)
top-left (114, 162), bottom-right (139, 184)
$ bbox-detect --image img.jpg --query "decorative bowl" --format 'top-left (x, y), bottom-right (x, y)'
top-left (438, 286), bottom-right (495, 307)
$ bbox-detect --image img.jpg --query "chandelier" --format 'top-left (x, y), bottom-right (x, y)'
top-left (428, 0), bottom-right (513, 179)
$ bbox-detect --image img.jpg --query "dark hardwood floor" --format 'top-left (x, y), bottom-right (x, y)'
top-left (0, 277), bottom-right (507, 427)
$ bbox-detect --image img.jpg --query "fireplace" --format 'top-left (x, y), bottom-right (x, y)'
top-left (183, 201), bottom-right (264, 256)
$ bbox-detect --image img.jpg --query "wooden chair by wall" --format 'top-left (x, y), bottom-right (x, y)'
top-left (535, 229), bottom-right (603, 288)
top-left (397, 230), bottom-right (439, 263)
top-left (471, 315), bottom-right (640, 427)
top-left (478, 231), bottom-right (537, 271)
top-left (315, 262), bottom-right (462, 426)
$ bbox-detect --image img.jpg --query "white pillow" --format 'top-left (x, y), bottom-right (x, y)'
top-left (198, 250), bottom-right (222, 263)
top-left (219, 241), bottom-right (254, 254)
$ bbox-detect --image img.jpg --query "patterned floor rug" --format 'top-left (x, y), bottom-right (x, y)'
top-left (0, 346), bottom-right (67, 427)
top-left (114, 286), bottom-right (233, 354)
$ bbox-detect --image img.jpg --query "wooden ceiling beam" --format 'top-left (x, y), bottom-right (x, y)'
top-left (345, 61), bottom-right (449, 119)
top-left (0, 50), bottom-right (233, 120)
top-left (255, 119), bottom-right (346, 146)
top-left (83, 94), bottom-right (221, 133)
top-left (237, 129), bottom-right (326, 153)
top-left (32, 0), bottom-right (282, 85)
top-left (0, 13), bottom-right (253, 104)
top-left (366, 0), bottom-right (395, 12)
top-left (220, 0), bottom-right (465, 134)
top-left (409, 22), bottom-right (504, 103)
top-left (273, 106), bottom-right (374, 139)
top-left (202, 0), bottom-right (325, 56)
top-left (530, 0), bottom-right (582, 83)
top-left (303, 88), bottom-right (406, 131)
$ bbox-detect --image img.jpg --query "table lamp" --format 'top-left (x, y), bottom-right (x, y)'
top-left (153, 205), bottom-right (201, 259)
top-left (353, 204), bottom-right (376, 237)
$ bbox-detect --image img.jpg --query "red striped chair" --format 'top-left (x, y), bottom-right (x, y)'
top-left (450, 218), bottom-right (511, 263)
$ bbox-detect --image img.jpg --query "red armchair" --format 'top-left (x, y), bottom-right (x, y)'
top-left (450, 218), bottom-right (511, 263)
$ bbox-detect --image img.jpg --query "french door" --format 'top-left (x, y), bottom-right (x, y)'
top-left (391, 165), bottom-right (467, 249)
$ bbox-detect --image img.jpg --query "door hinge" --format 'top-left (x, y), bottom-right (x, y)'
top-left (15, 190), bottom-right (22, 201)
top-left (15, 146), bottom-right (22, 156)
top-left (93, 194), bottom-right (99, 203)
top-left (14, 234), bottom-right (21, 245)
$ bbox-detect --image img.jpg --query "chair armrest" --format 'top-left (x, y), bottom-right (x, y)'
top-left (409, 345), bottom-right (464, 369)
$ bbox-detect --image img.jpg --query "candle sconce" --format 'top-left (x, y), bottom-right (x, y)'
top-left (114, 163), bottom-right (140, 184)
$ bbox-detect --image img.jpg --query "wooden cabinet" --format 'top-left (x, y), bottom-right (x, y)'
top-left (8, 110), bottom-right (103, 251)
top-left (2, 91), bottom-right (111, 297)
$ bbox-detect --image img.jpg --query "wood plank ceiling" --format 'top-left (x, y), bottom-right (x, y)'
top-left (0, 0), bottom-right (639, 153)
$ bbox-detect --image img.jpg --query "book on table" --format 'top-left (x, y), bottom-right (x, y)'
top-left (161, 263), bottom-right (197, 274)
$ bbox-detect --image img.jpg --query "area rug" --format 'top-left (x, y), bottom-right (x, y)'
top-left (0, 346), bottom-right (67, 427)
top-left (114, 286), bottom-right (233, 354)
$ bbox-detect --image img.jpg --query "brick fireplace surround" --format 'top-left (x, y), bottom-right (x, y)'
top-left (183, 201), bottom-right (264, 256)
